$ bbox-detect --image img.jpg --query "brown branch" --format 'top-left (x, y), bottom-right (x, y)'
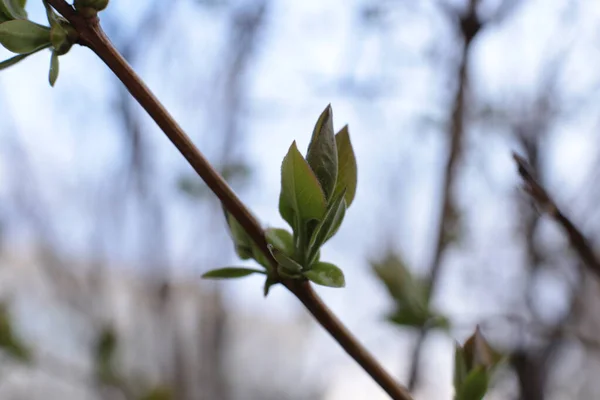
top-left (45, 1), bottom-right (413, 399)
top-left (407, 0), bottom-right (481, 391)
top-left (512, 153), bottom-right (600, 279)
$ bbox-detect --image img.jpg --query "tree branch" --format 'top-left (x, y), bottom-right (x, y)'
top-left (512, 153), bottom-right (600, 279)
top-left (407, 0), bottom-right (481, 390)
top-left (45, 1), bottom-right (413, 398)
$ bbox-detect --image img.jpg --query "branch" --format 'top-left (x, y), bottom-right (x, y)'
top-left (512, 153), bottom-right (600, 279)
top-left (45, 1), bottom-right (413, 398)
top-left (407, 0), bottom-right (481, 390)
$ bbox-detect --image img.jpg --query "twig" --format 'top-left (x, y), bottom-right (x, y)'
top-left (406, 0), bottom-right (481, 390)
top-left (45, 2), bottom-right (413, 399)
top-left (512, 152), bottom-right (600, 279)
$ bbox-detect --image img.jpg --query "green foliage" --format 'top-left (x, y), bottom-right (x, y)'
top-left (280, 140), bottom-right (326, 228)
top-left (0, 303), bottom-right (30, 362)
top-left (48, 49), bottom-right (58, 86)
top-left (0, 0), bottom-right (27, 22)
top-left (74, 0), bottom-right (109, 12)
top-left (372, 251), bottom-right (448, 330)
top-left (306, 104), bottom-right (338, 200)
top-left (139, 386), bottom-right (172, 400)
top-left (303, 262), bottom-right (345, 288)
top-left (0, 20), bottom-right (50, 53)
top-left (333, 125), bottom-right (357, 207)
top-left (307, 189), bottom-right (346, 264)
top-left (202, 267), bottom-right (265, 279)
top-left (453, 327), bottom-right (505, 400)
top-left (206, 104), bottom-right (357, 294)
top-left (95, 326), bottom-right (118, 384)
top-left (0, 1), bottom-right (76, 85)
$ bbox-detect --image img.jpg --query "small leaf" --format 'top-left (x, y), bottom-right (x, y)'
top-left (386, 307), bottom-right (430, 328)
top-left (202, 267), bottom-right (265, 279)
top-left (223, 210), bottom-right (253, 260)
top-left (333, 126), bottom-right (357, 207)
top-left (268, 244), bottom-right (303, 274)
top-left (0, 52), bottom-right (30, 70)
top-left (0, 0), bottom-right (26, 21)
top-left (307, 189), bottom-right (346, 263)
top-left (139, 386), bottom-right (172, 400)
top-left (454, 342), bottom-right (468, 390)
top-left (280, 141), bottom-right (326, 226)
top-left (0, 304), bottom-right (30, 362)
top-left (306, 104), bottom-right (338, 200)
top-left (263, 276), bottom-right (276, 297)
top-left (0, 20), bottom-right (51, 54)
top-left (456, 367), bottom-right (488, 400)
top-left (303, 261), bottom-right (345, 288)
top-left (462, 326), bottom-right (501, 371)
top-left (48, 50), bottom-right (58, 86)
top-left (265, 228), bottom-right (294, 255)
top-left (278, 191), bottom-right (296, 231)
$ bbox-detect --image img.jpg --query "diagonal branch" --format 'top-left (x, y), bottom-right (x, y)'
top-left (45, 1), bottom-right (413, 399)
top-left (512, 153), bottom-right (600, 279)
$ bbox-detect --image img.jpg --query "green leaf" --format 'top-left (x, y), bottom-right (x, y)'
top-left (454, 342), bottom-right (468, 390)
top-left (94, 326), bottom-right (118, 384)
top-left (139, 386), bottom-right (172, 400)
top-left (462, 326), bottom-right (502, 371)
top-left (306, 104), bottom-right (338, 200)
top-left (48, 50), bottom-right (58, 86)
top-left (333, 125), bottom-right (357, 207)
top-left (0, 0), bottom-right (27, 21)
top-left (0, 20), bottom-right (50, 54)
top-left (386, 306), bottom-right (430, 328)
top-left (263, 276), bottom-right (276, 297)
top-left (0, 304), bottom-right (30, 362)
top-left (223, 210), bottom-right (253, 260)
top-left (280, 141), bottom-right (326, 226)
top-left (456, 367), bottom-right (488, 400)
top-left (303, 261), bottom-right (345, 288)
top-left (202, 267), bottom-right (265, 279)
top-left (265, 228), bottom-right (294, 255)
top-left (268, 244), bottom-right (303, 274)
top-left (307, 189), bottom-right (346, 263)
top-left (278, 191), bottom-right (296, 230)
top-left (0, 51), bottom-right (30, 70)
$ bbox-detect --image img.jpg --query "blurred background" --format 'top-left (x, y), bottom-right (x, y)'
top-left (0, 0), bottom-right (599, 398)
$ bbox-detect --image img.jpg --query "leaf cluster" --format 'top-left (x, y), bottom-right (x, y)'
top-left (203, 105), bottom-right (357, 294)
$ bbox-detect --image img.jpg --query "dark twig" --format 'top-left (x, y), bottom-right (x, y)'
top-left (407, 0), bottom-right (481, 391)
top-left (512, 153), bottom-right (600, 279)
top-left (45, 1), bottom-right (413, 398)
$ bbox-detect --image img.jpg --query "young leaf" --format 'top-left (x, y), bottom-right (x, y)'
top-left (263, 276), bottom-right (276, 297)
top-left (333, 126), bottom-right (357, 207)
top-left (48, 50), bottom-right (58, 86)
top-left (456, 367), bottom-right (488, 400)
top-left (306, 104), bottom-right (338, 200)
top-left (202, 267), bottom-right (265, 279)
top-left (0, 52), bottom-right (30, 70)
top-left (280, 141), bottom-right (326, 226)
top-left (223, 209), bottom-right (253, 260)
top-left (303, 261), bottom-right (345, 288)
top-left (462, 326), bottom-right (502, 371)
top-left (454, 342), bottom-right (468, 391)
top-left (265, 228), bottom-right (294, 255)
top-left (268, 244), bottom-right (303, 274)
top-left (0, 0), bottom-right (27, 21)
top-left (0, 20), bottom-right (50, 54)
top-left (278, 192), bottom-right (296, 231)
top-left (386, 306), bottom-right (430, 329)
top-left (307, 189), bottom-right (346, 263)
